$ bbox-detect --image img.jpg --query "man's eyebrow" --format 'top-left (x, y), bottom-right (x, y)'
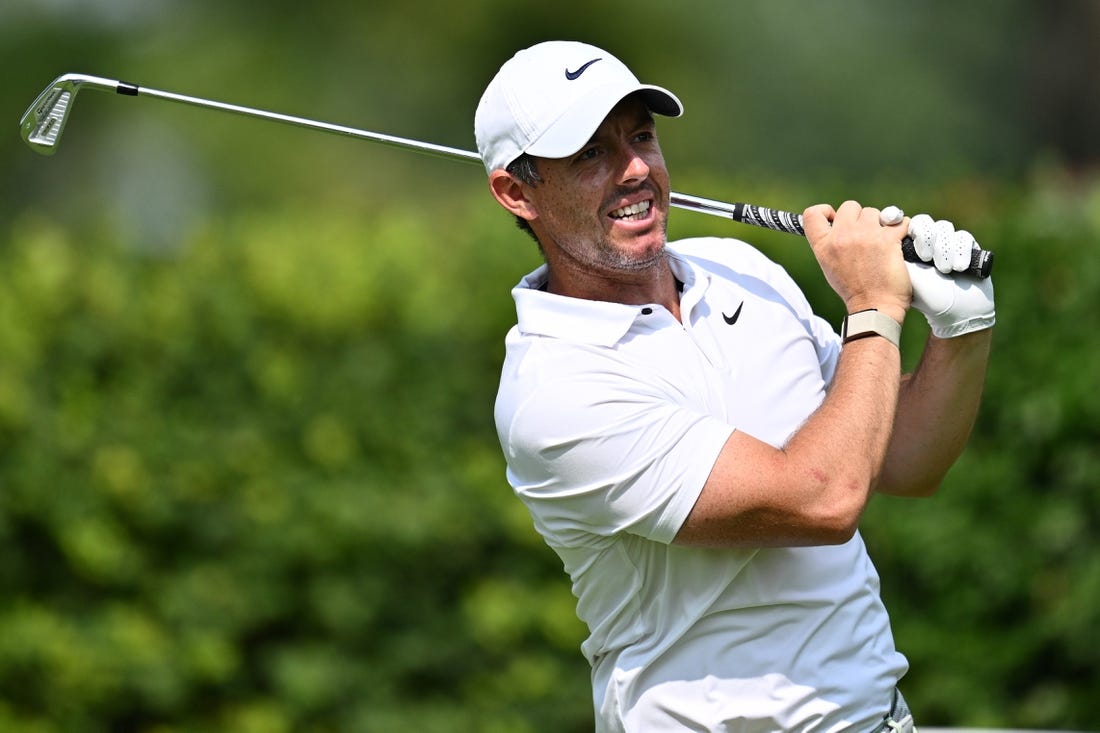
top-left (585, 110), bottom-right (657, 146)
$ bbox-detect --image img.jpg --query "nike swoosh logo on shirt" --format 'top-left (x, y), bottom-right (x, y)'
top-left (723, 302), bottom-right (744, 325)
top-left (565, 58), bottom-right (602, 80)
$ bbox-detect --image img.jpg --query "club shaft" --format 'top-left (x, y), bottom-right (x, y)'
top-left (124, 81), bottom-right (759, 222)
top-left (130, 80), bottom-right (486, 165)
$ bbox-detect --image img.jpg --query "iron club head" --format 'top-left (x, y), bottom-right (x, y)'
top-left (20, 74), bottom-right (123, 155)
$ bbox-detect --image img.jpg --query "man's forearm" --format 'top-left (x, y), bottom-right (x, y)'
top-left (678, 334), bottom-right (903, 547)
top-left (878, 328), bottom-right (993, 496)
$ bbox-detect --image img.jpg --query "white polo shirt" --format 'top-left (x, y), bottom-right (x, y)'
top-left (494, 237), bottom-right (908, 732)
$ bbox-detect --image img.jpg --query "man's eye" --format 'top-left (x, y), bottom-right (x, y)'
top-left (634, 131), bottom-right (655, 143)
top-left (577, 146), bottom-right (600, 161)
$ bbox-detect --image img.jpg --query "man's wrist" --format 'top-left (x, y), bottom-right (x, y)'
top-left (844, 297), bottom-right (907, 324)
top-left (841, 309), bottom-right (903, 348)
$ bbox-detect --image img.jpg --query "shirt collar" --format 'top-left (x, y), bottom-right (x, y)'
top-left (511, 251), bottom-right (707, 347)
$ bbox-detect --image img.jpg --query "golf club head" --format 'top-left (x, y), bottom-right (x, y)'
top-left (19, 74), bottom-right (120, 155)
top-left (19, 76), bottom-right (83, 155)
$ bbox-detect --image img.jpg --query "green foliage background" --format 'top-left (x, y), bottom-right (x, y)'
top-left (2, 1), bottom-right (1098, 730)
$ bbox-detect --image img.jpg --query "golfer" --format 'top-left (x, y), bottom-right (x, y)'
top-left (477, 40), bottom-right (994, 732)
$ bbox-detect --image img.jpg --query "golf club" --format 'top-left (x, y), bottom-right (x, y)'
top-left (20, 72), bottom-right (993, 278)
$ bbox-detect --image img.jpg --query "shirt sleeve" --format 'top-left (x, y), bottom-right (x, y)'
top-left (498, 363), bottom-right (734, 548)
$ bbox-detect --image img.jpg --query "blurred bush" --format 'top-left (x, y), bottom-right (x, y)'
top-left (1, 166), bottom-right (1097, 731)
top-left (0, 197), bottom-right (586, 732)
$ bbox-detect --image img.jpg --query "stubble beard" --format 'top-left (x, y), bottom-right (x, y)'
top-left (539, 185), bottom-right (672, 277)
top-left (600, 236), bottom-right (668, 272)
top-left (608, 218), bottom-right (668, 272)
top-left (580, 203), bottom-right (670, 274)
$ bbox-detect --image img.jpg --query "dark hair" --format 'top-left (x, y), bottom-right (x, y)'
top-left (506, 154), bottom-right (542, 244)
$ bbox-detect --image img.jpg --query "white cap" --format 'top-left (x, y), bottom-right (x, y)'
top-left (474, 40), bottom-right (683, 174)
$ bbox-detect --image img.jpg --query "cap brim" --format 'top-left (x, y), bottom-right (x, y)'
top-left (524, 83), bottom-right (682, 161)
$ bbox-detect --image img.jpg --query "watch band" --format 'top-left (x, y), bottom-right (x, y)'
top-left (840, 309), bottom-right (902, 348)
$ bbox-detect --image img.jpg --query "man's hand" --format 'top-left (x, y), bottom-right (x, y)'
top-left (904, 214), bottom-right (996, 338)
top-left (803, 201), bottom-right (912, 325)
top-left (908, 214), bottom-right (979, 275)
top-left (907, 263), bottom-right (995, 338)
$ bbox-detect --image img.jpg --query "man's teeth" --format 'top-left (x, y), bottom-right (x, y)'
top-left (610, 201), bottom-right (651, 220)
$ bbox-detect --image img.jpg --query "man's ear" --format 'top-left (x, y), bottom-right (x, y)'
top-left (488, 170), bottom-right (537, 222)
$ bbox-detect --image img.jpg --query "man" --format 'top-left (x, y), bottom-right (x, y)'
top-left (476, 40), bottom-right (994, 732)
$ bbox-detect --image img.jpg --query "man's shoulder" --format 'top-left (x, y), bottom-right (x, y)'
top-left (668, 236), bottom-right (778, 272)
top-left (667, 236), bottom-right (795, 287)
top-left (668, 236), bottom-right (821, 321)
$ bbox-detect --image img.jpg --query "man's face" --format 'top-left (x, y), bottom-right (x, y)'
top-left (525, 96), bottom-right (671, 274)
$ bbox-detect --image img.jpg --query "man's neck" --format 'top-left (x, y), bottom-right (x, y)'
top-left (545, 257), bottom-right (683, 322)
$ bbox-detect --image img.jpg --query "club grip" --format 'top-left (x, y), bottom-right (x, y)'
top-left (732, 204), bottom-right (993, 279)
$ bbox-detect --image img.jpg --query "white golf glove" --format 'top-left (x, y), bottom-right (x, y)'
top-left (908, 213), bottom-right (979, 275)
top-left (905, 213), bottom-right (995, 338)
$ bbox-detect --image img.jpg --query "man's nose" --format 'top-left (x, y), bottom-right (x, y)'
top-left (618, 148), bottom-right (650, 185)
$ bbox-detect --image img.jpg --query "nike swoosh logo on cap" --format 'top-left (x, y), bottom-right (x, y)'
top-left (565, 58), bottom-right (602, 80)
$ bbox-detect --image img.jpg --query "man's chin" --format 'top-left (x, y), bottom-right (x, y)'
top-left (610, 243), bottom-right (668, 272)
